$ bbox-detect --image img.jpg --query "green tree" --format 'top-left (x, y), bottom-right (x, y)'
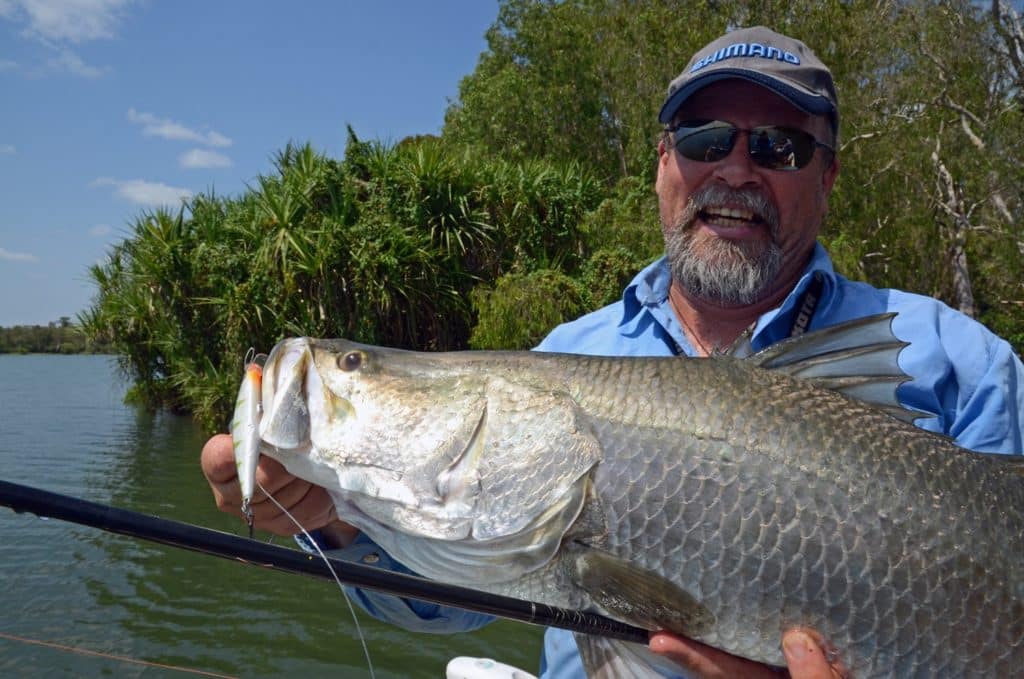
top-left (444, 0), bottom-right (726, 183)
top-left (470, 269), bottom-right (586, 349)
top-left (446, 0), bottom-right (1024, 352)
top-left (82, 137), bottom-right (603, 429)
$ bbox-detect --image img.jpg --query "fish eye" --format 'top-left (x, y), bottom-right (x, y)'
top-left (339, 351), bottom-right (363, 372)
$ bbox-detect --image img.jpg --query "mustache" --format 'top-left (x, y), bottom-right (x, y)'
top-left (681, 184), bottom-right (780, 237)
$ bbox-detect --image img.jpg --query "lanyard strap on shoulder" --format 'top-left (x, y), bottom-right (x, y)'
top-left (788, 270), bottom-right (825, 338)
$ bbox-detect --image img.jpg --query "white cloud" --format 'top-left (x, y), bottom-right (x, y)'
top-left (92, 177), bottom-right (193, 206)
top-left (179, 148), bottom-right (232, 169)
top-left (0, 1), bottom-right (133, 78)
top-left (128, 108), bottom-right (233, 148)
top-left (7, 0), bottom-right (132, 44)
top-left (47, 47), bottom-right (104, 77)
top-left (0, 247), bottom-right (38, 262)
top-left (88, 223), bottom-right (111, 237)
top-left (0, 0), bottom-right (20, 20)
top-left (0, 144), bottom-right (14, 154)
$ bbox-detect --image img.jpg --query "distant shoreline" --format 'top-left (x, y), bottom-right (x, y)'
top-left (0, 351), bottom-right (116, 356)
top-left (0, 322), bottom-right (112, 355)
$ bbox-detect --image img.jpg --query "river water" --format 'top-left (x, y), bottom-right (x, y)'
top-left (0, 355), bottom-right (543, 678)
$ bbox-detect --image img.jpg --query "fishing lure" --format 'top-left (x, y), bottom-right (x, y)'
top-left (229, 348), bottom-right (376, 677)
top-left (230, 348), bottom-right (264, 537)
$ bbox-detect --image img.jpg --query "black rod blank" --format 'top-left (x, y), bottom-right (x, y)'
top-left (0, 479), bottom-right (647, 643)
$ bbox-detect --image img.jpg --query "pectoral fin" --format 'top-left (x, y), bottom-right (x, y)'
top-left (569, 546), bottom-right (714, 637)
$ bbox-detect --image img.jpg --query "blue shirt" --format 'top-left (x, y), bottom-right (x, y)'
top-left (322, 244), bottom-right (1024, 678)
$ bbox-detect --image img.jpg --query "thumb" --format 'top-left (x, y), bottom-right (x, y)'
top-left (782, 629), bottom-right (848, 679)
top-left (200, 434), bottom-right (237, 483)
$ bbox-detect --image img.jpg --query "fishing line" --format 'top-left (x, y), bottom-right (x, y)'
top-left (0, 631), bottom-right (237, 678)
top-left (256, 479), bottom-right (376, 679)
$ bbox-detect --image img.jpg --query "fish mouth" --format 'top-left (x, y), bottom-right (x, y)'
top-left (259, 338), bottom-right (366, 452)
top-left (260, 338), bottom-right (479, 520)
top-left (259, 338), bottom-right (313, 450)
top-left (259, 338), bottom-right (422, 507)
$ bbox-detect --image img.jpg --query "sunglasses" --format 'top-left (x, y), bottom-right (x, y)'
top-left (668, 120), bottom-right (834, 171)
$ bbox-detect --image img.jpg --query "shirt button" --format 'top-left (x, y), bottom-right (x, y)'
top-left (361, 552), bottom-right (380, 564)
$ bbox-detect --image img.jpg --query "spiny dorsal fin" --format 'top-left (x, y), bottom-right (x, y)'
top-left (741, 313), bottom-right (931, 423)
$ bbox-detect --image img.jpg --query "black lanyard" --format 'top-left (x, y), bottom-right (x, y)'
top-left (787, 270), bottom-right (825, 338)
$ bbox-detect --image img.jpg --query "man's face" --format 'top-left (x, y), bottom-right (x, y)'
top-left (656, 79), bottom-right (839, 307)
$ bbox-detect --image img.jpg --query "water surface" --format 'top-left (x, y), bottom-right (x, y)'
top-left (0, 355), bottom-right (543, 678)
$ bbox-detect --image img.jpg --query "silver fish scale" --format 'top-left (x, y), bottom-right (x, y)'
top-left (269, 337), bottom-right (1023, 677)
top-left (553, 353), bottom-right (1023, 677)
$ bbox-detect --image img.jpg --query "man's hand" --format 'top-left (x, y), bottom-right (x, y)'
top-left (649, 628), bottom-right (847, 679)
top-left (200, 433), bottom-right (358, 544)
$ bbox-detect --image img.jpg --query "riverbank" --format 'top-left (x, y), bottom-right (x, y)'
top-left (0, 322), bottom-right (112, 354)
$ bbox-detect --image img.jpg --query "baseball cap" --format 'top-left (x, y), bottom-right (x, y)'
top-left (658, 26), bottom-right (838, 133)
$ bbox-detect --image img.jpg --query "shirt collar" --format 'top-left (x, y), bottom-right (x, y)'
top-left (617, 243), bottom-right (837, 346)
top-left (617, 255), bottom-right (673, 336)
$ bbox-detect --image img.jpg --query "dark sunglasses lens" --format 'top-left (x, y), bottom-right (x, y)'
top-left (748, 127), bottom-right (816, 170)
top-left (673, 123), bottom-right (737, 163)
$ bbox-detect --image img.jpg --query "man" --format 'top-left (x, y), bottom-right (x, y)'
top-left (202, 26), bottom-right (1024, 679)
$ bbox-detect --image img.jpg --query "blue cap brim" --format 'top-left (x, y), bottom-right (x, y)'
top-left (658, 69), bottom-right (836, 124)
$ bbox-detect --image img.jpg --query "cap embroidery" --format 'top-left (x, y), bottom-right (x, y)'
top-left (689, 42), bottom-right (801, 72)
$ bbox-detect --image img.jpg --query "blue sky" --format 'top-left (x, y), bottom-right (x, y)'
top-left (0, 1), bottom-right (498, 326)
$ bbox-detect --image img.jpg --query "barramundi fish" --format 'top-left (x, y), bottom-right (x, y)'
top-left (233, 314), bottom-right (1023, 677)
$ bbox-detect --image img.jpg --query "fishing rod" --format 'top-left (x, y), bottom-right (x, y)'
top-left (0, 479), bottom-right (647, 644)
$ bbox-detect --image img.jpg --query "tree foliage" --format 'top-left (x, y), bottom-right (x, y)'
top-left (0, 319), bottom-right (107, 354)
top-left (447, 0), bottom-right (1024, 347)
top-left (470, 269), bottom-right (586, 349)
top-left (82, 137), bottom-right (603, 429)
top-left (444, 0), bottom-right (725, 182)
top-left (84, 0), bottom-right (1024, 430)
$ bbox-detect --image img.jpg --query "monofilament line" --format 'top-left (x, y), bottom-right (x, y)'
top-left (256, 480), bottom-right (376, 679)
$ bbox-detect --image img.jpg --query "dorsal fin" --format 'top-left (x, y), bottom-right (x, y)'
top-left (740, 313), bottom-right (931, 423)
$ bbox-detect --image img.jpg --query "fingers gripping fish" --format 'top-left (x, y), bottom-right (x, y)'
top-left (230, 349), bottom-right (265, 536)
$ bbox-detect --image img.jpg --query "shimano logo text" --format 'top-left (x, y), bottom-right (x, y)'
top-left (690, 42), bottom-right (800, 72)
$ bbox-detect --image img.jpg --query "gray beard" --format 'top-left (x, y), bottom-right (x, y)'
top-left (663, 185), bottom-right (783, 306)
